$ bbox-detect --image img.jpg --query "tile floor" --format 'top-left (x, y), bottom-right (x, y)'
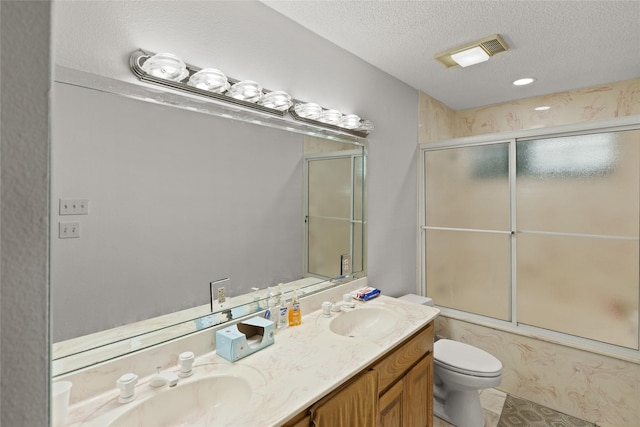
top-left (433, 388), bottom-right (596, 427)
top-left (433, 388), bottom-right (506, 427)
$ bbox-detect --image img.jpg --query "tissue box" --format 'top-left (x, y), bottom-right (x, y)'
top-left (215, 316), bottom-right (275, 362)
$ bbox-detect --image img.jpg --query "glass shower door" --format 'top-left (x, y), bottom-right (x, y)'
top-left (305, 151), bottom-right (365, 279)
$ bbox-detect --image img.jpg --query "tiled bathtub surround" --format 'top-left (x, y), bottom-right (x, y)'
top-left (419, 78), bottom-right (640, 144)
top-left (454, 78), bottom-right (640, 137)
top-left (420, 78), bottom-right (640, 427)
top-left (435, 317), bottom-right (640, 426)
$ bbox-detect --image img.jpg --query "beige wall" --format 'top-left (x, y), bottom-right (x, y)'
top-left (419, 78), bottom-right (640, 426)
top-left (455, 78), bottom-right (640, 138)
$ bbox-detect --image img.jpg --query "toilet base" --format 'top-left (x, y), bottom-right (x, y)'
top-left (434, 387), bottom-right (484, 427)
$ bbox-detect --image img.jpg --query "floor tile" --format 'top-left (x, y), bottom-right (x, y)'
top-left (480, 388), bottom-right (508, 416)
top-left (497, 395), bottom-right (596, 427)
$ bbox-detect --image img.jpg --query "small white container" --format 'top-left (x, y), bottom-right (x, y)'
top-left (51, 381), bottom-right (72, 427)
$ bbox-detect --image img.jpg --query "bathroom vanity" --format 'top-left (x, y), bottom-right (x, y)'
top-left (59, 281), bottom-right (439, 426)
top-left (284, 321), bottom-right (434, 427)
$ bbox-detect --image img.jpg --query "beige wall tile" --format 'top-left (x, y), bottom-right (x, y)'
top-left (423, 78), bottom-right (640, 426)
top-left (418, 91), bottom-right (456, 143)
top-left (435, 317), bottom-right (640, 427)
top-left (454, 79), bottom-right (640, 137)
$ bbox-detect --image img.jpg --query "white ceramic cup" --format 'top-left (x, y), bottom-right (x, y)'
top-left (52, 381), bottom-right (72, 427)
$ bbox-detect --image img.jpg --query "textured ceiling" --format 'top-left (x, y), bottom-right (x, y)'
top-left (262, 1), bottom-right (640, 110)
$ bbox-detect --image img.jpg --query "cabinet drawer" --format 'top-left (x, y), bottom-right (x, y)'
top-left (371, 323), bottom-right (433, 394)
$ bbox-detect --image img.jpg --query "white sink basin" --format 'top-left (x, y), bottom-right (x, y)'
top-left (106, 375), bottom-right (255, 427)
top-left (329, 306), bottom-right (400, 339)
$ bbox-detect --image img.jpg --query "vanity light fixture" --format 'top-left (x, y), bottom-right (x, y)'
top-left (534, 105), bottom-right (551, 111)
top-left (129, 49), bottom-right (373, 138)
top-left (513, 77), bottom-right (536, 86)
top-left (434, 34), bottom-right (509, 68)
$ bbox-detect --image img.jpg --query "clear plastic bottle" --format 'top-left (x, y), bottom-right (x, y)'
top-left (264, 287), bottom-right (277, 324)
top-left (288, 289), bottom-right (302, 326)
top-left (277, 297), bottom-right (289, 330)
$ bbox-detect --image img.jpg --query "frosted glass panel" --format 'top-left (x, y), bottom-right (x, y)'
top-left (426, 229), bottom-right (510, 320)
top-left (353, 156), bottom-right (364, 221)
top-left (517, 131), bottom-right (640, 236)
top-left (308, 217), bottom-right (350, 278)
top-left (425, 143), bottom-right (509, 230)
top-left (308, 157), bottom-right (351, 218)
top-left (518, 233), bottom-right (639, 349)
top-left (352, 222), bottom-right (364, 273)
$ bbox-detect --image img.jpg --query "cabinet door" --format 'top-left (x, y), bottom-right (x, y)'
top-left (403, 354), bottom-right (433, 427)
top-left (379, 379), bottom-right (404, 427)
top-left (286, 415), bottom-right (310, 427)
top-left (310, 370), bottom-right (379, 427)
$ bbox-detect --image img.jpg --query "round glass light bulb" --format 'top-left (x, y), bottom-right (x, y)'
top-left (227, 80), bottom-right (263, 103)
top-left (294, 103), bottom-right (323, 120)
top-left (338, 114), bottom-right (362, 129)
top-left (258, 91), bottom-right (293, 111)
top-left (187, 68), bottom-right (230, 93)
top-left (141, 53), bottom-right (189, 82)
top-left (318, 109), bottom-right (342, 125)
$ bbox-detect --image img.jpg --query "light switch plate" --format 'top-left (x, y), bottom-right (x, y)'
top-left (341, 254), bottom-right (351, 275)
top-left (60, 199), bottom-right (89, 215)
top-left (59, 222), bottom-right (80, 239)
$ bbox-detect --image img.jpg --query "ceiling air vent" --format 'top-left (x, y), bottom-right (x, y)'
top-left (435, 34), bottom-right (509, 68)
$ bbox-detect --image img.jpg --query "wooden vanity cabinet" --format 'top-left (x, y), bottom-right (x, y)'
top-left (374, 323), bottom-right (434, 427)
top-left (282, 321), bottom-right (434, 427)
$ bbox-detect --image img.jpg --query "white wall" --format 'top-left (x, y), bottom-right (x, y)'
top-left (0, 1), bottom-right (51, 425)
top-left (52, 1), bottom-right (420, 296)
top-left (0, 1), bottom-right (417, 424)
top-left (51, 83), bottom-right (306, 341)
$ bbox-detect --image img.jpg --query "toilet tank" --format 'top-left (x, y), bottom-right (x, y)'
top-left (398, 294), bottom-right (433, 306)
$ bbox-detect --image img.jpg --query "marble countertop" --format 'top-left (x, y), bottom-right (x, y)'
top-left (64, 294), bottom-right (439, 426)
top-left (53, 277), bottom-right (326, 376)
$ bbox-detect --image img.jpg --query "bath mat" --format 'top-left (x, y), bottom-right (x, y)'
top-left (497, 395), bottom-right (595, 427)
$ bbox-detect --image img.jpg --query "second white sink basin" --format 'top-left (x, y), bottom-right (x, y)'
top-left (106, 374), bottom-right (256, 427)
top-left (329, 306), bottom-right (400, 339)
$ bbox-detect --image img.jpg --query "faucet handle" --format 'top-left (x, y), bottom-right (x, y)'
top-left (116, 373), bottom-right (138, 403)
top-left (178, 351), bottom-right (195, 377)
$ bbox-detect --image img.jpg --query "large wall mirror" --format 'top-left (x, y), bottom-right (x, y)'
top-left (51, 68), bottom-right (367, 376)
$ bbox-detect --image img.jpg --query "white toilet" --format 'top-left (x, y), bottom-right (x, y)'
top-left (399, 294), bottom-right (503, 427)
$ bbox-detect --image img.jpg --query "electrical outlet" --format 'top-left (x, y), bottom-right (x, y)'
top-left (60, 199), bottom-right (89, 215)
top-left (59, 222), bottom-right (80, 239)
top-left (217, 287), bottom-right (226, 304)
top-left (341, 254), bottom-right (351, 275)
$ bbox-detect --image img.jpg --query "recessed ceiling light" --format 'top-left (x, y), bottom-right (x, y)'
top-left (534, 106), bottom-right (550, 111)
top-left (513, 77), bottom-right (535, 86)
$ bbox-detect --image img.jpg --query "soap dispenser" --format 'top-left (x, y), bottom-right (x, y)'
top-left (277, 295), bottom-right (289, 330)
top-left (264, 287), bottom-right (277, 323)
top-left (288, 289), bottom-right (302, 326)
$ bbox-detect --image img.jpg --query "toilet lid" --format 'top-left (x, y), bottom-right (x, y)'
top-left (434, 339), bottom-right (503, 377)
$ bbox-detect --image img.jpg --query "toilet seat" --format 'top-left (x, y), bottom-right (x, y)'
top-left (434, 339), bottom-right (503, 378)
